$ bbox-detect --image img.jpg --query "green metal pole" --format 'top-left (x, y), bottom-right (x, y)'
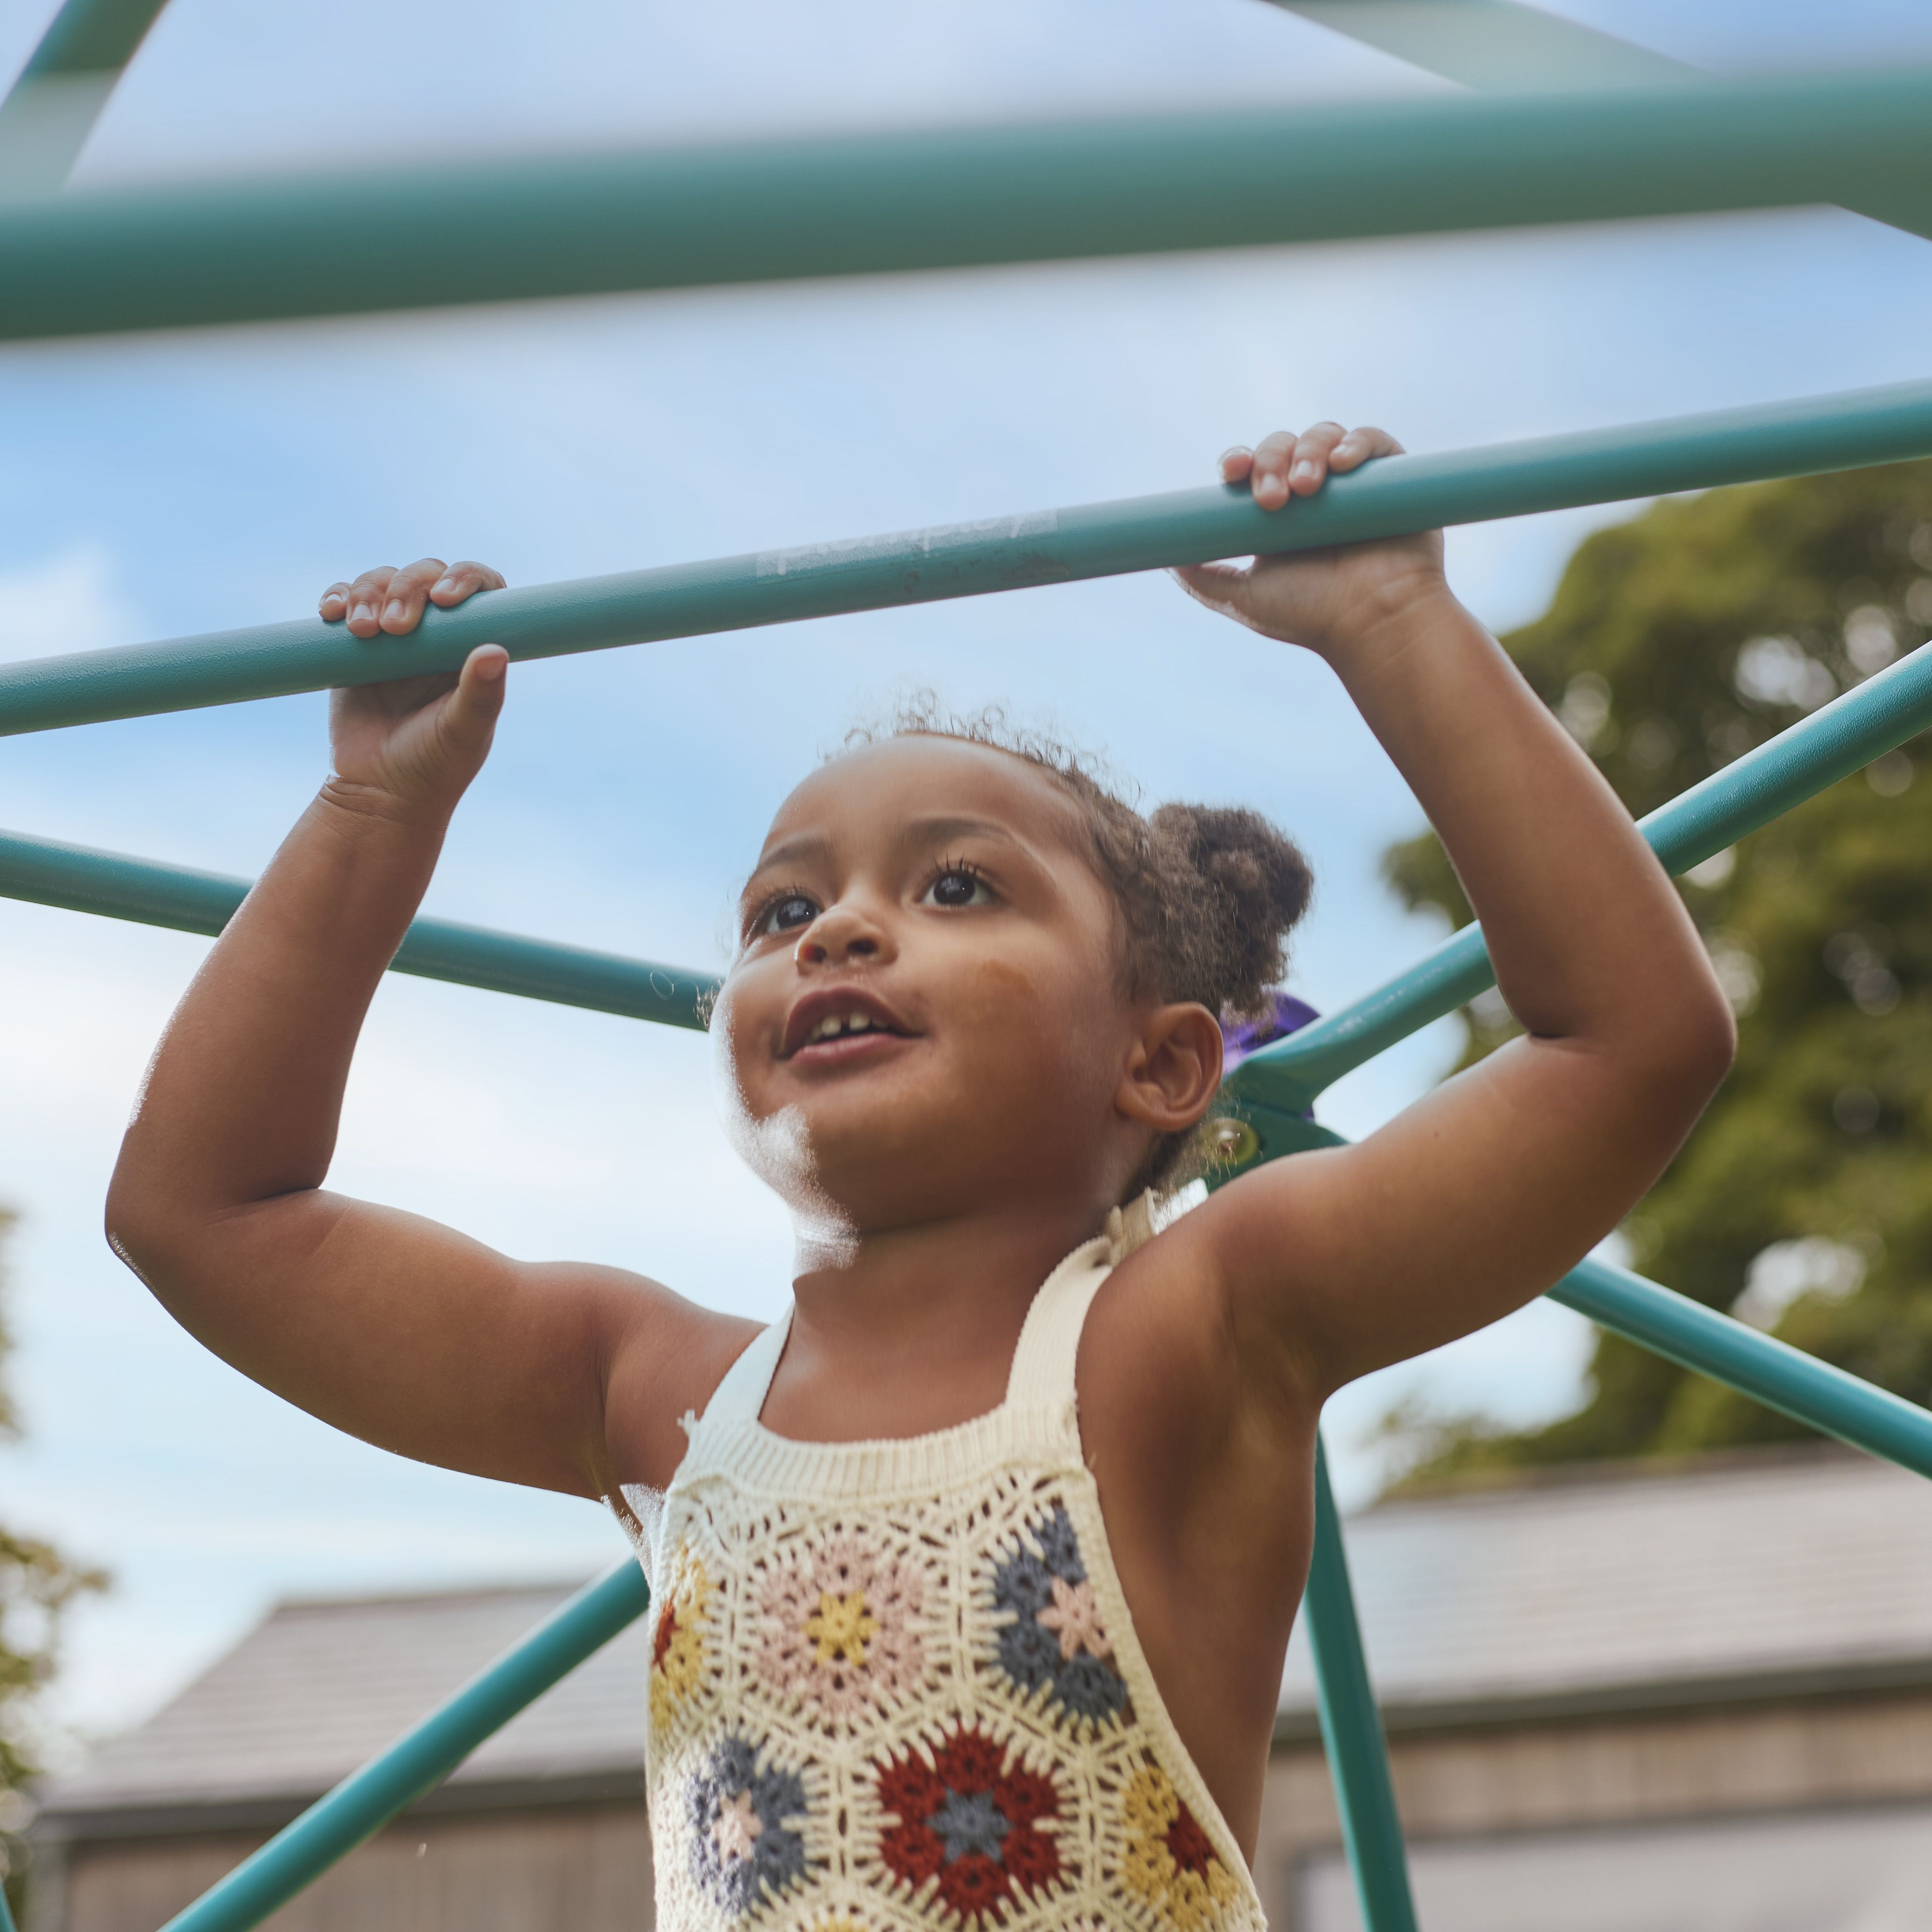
top-left (6, 0), bottom-right (170, 87)
top-left (1271, 0), bottom-right (1687, 95)
top-left (1231, 636), bottom-right (1932, 1117)
top-left (12, 374), bottom-right (1932, 739)
top-left (0, 825), bottom-right (717, 1030)
top-left (1553, 1258), bottom-right (1932, 1479)
top-left (0, 1868), bottom-right (17, 1932)
top-left (0, 0), bottom-right (173, 194)
top-left (1305, 1434), bottom-right (1420, 1932)
top-left (1264, 0), bottom-right (1932, 242)
top-left (2, 64), bottom-right (1932, 340)
top-left (157, 1563), bottom-right (650, 1932)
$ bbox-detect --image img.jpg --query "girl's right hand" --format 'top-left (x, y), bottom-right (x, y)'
top-left (318, 558), bottom-right (509, 822)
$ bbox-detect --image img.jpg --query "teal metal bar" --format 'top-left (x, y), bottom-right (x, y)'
top-left (1209, 1114), bottom-right (1932, 1484)
top-left (5, 0), bottom-right (170, 90)
top-left (1264, 0), bottom-right (1932, 243)
top-left (0, 1869), bottom-right (17, 1932)
top-left (158, 1563), bottom-right (650, 1932)
top-left (1271, 0), bottom-right (1688, 94)
top-left (1552, 1257), bottom-right (1932, 1479)
top-left (1230, 636), bottom-right (1932, 1118)
top-left (13, 374), bottom-right (1932, 739)
top-left (0, 0), bottom-right (173, 194)
top-left (1305, 1434), bottom-right (1420, 1932)
top-left (3, 64), bottom-right (1932, 340)
top-left (0, 826), bottom-right (718, 1030)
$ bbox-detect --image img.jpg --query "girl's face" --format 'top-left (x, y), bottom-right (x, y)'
top-left (712, 736), bottom-right (1154, 1240)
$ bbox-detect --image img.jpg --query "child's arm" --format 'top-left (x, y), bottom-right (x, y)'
top-left (1173, 425), bottom-right (1736, 1398)
top-left (105, 560), bottom-right (755, 1498)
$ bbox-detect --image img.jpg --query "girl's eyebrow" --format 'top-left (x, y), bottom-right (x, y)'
top-left (895, 814), bottom-right (1023, 852)
top-left (748, 831), bottom-right (832, 877)
top-left (750, 817), bottom-right (1020, 879)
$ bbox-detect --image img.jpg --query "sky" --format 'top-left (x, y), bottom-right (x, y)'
top-left (6, 0), bottom-right (1932, 1759)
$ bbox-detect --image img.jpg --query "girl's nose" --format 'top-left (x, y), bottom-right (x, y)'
top-left (795, 905), bottom-right (885, 966)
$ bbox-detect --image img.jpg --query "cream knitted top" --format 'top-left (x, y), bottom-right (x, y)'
top-left (623, 1232), bottom-right (1267, 1932)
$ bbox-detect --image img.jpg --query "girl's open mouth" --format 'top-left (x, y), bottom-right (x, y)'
top-left (780, 987), bottom-right (916, 1061)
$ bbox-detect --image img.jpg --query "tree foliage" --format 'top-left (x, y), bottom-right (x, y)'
top-left (0, 1208), bottom-right (108, 1915)
top-left (1384, 460), bottom-right (1932, 1480)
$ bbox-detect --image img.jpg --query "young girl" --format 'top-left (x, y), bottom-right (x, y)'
top-left (106, 424), bottom-right (1733, 1931)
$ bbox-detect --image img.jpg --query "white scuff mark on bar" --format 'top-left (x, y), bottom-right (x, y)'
top-left (753, 510), bottom-right (1059, 579)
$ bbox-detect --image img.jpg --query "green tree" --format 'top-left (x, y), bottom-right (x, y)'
top-left (1383, 460), bottom-right (1932, 1480)
top-left (0, 1208), bottom-right (107, 1921)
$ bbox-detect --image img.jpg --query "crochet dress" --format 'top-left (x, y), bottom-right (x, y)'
top-left (622, 1234), bottom-right (1269, 1932)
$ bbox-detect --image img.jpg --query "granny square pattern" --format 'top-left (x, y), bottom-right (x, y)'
top-left (622, 1238), bottom-right (1265, 1932)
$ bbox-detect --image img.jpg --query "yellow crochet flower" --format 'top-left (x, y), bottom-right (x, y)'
top-left (649, 1550), bottom-right (715, 1733)
top-left (1124, 1765), bottom-right (1181, 1838)
top-left (1123, 1832), bottom-right (1180, 1903)
top-left (804, 1588), bottom-right (879, 1668)
top-left (1162, 1861), bottom-right (1241, 1932)
top-left (1119, 1764), bottom-right (1238, 1931)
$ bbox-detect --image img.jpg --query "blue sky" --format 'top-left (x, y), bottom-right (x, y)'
top-left (6, 0), bottom-right (1932, 1754)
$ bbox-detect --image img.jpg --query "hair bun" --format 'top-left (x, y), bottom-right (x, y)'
top-left (1148, 803), bottom-right (1314, 1021)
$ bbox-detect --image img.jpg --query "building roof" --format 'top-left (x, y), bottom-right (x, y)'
top-left (41, 1445), bottom-right (1932, 1835)
top-left (42, 1579), bottom-right (654, 1836)
top-left (1275, 1443), bottom-right (1932, 1737)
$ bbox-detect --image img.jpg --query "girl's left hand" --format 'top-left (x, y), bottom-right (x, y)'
top-left (1173, 423), bottom-right (1448, 662)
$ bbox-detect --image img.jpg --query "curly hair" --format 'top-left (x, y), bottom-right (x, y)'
top-left (841, 700), bottom-right (1314, 1192)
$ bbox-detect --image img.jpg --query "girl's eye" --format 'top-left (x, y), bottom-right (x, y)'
top-left (923, 868), bottom-right (993, 910)
top-left (758, 894), bottom-right (819, 936)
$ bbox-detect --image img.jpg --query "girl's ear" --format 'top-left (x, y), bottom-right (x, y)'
top-left (1115, 1002), bottom-right (1223, 1132)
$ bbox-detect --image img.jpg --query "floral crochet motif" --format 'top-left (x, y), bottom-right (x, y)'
top-left (754, 1531), bottom-right (929, 1725)
top-left (690, 1733), bottom-right (811, 1918)
top-left (1120, 1765), bottom-right (1240, 1932)
top-left (876, 1724), bottom-right (1063, 1922)
top-left (631, 1239), bottom-right (1266, 1930)
top-left (652, 1549), bottom-right (717, 1735)
top-left (989, 1503), bottom-right (1128, 1727)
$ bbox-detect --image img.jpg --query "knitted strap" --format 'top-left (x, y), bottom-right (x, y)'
top-left (701, 1310), bottom-right (793, 1425)
top-left (1003, 1236), bottom-right (1113, 1414)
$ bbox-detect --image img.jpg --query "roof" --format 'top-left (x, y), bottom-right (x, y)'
top-left (41, 1446), bottom-right (1932, 1835)
top-left (1276, 1443), bottom-right (1932, 1736)
top-left (41, 1579), bottom-right (654, 1837)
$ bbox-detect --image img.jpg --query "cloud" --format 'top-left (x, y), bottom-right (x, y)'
top-left (0, 544), bottom-right (141, 665)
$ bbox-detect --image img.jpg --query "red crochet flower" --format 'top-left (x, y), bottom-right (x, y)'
top-left (875, 1723), bottom-right (1064, 1922)
top-left (936, 1727), bottom-right (1007, 1792)
top-left (1165, 1802), bottom-right (1216, 1876)
top-left (652, 1604), bottom-right (680, 1670)
top-left (938, 1852), bottom-right (1009, 1918)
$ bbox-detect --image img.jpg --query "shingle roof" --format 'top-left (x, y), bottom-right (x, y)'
top-left (42, 1579), bottom-right (654, 1832)
top-left (1276, 1444), bottom-right (1932, 1734)
top-left (42, 1445), bottom-right (1932, 1828)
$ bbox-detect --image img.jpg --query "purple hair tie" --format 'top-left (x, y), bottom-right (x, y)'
top-left (1220, 990), bottom-right (1320, 1079)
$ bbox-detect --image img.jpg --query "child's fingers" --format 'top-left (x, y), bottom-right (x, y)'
top-left (378, 558), bottom-right (450, 636)
top-left (318, 581), bottom-right (353, 621)
top-left (345, 566), bottom-right (398, 638)
top-left (1289, 422), bottom-right (1347, 497)
top-left (1330, 425), bottom-right (1404, 474)
top-left (1218, 446), bottom-right (1256, 484)
top-left (429, 560), bottom-right (508, 607)
top-left (1249, 431), bottom-right (1300, 510)
top-left (439, 646), bottom-right (509, 760)
top-left (1172, 561), bottom-right (1255, 623)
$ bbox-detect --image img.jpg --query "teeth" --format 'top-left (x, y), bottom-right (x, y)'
top-left (809, 1011), bottom-right (877, 1042)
